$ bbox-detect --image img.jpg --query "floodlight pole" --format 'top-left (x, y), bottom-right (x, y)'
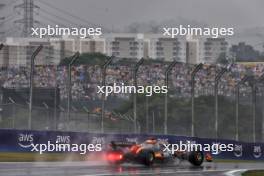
top-left (133, 58), bottom-right (144, 133)
top-left (101, 57), bottom-right (113, 133)
top-left (191, 63), bottom-right (203, 137)
top-left (28, 45), bottom-right (43, 130)
top-left (164, 61), bottom-right (177, 134)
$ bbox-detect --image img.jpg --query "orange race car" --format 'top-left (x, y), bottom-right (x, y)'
top-left (106, 138), bottom-right (213, 166)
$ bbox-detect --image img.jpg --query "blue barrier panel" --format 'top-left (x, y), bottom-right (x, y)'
top-left (0, 129), bottom-right (263, 160)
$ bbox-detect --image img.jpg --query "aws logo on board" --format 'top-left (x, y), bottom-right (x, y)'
top-left (18, 133), bottom-right (34, 148)
top-left (233, 144), bottom-right (243, 157)
top-left (91, 137), bottom-right (105, 145)
top-left (126, 137), bottom-right (138, 143)
top-left (56, 135), bottom-right (70, 144)
top-left (253, 146), bottom-right (262, 159)
top-left (157, 138), bottom-right (169, 144)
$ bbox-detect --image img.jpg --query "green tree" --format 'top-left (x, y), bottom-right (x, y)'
top-left (59, 52), bottom-right (108, 66)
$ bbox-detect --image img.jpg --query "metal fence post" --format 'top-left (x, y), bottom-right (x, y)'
top-left (263, 90), bottom-right (264, 142)
top-left (215, 68), bottom-right (227, 139)
top-left (235, 76), bottom-right (250, 141)
top-left (152, 111), bottom-right (155, 134)
top-left (251, 81), bottom-right (256, 143)
top-left (67, 52), bottom-right (80, 131)
top-left (191, 63), bottom-right (203, 137)
top-left (246, 76), bottom-right (256, 143)
top-left (146, 96), bottom-right (149, 133)
top-left (164, 61), bottom-right (177, 134)
top-left (54, 65), bottom-right (58, 130)
top-left (258, 75), bottom-right (264, 142)
top-left (43, 102), bottom-right (49, 130)
top-left (133, 58), bottom-right (144, 133)
top-left (235, 85), bottom-right (240, 141)
top-left (83, 106), bottom-right (90, 132)
top-left (253, 74), bottom-right (264, 142)
top-left (101, 57), bottom-right (113, 133)
top-left (262, 88), bottom-right (264, 142)
top-left (8, 97), bottom-right (15, 129)
top-left (29, 45), bottom-right (43, 130)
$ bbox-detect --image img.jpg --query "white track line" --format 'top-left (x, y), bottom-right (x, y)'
top-left (81, 169), bottom-right (230, 176)
top-left (225, 169), bottom-right (247, 176)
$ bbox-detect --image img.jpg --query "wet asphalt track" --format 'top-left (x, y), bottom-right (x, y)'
top-left (0, 161), bottom-right (262, 176)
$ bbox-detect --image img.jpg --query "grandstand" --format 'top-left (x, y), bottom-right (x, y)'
top-left (0, 46), bottom-right (263, 143)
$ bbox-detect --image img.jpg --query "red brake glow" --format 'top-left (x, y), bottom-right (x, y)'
top-left (106, 152), bottom-right (123, 161)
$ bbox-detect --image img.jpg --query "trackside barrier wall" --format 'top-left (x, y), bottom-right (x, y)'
top-left (0, 129), bottom-right (263, 161)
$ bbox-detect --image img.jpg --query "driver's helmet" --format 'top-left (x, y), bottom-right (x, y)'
top-left (145, 137), bottom-right (157, 144)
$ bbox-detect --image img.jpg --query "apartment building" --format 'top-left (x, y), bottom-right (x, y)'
top-left (78, 38), bottom-right (105, 54)
top-left (0, 35), bottom-right (229, 66)
top-left (200, 38), bottom-right (228, 64)
top-left (105, 33), bottom-right (144, 59)
top-left (0, 45), bottom-right (9, 66)
top-left (185, 35), bottom-right (199, 64)
top-left (185, 36), bottom-right (228, 64)
top-left (145, 34), bottom-right (186, 62)
top-left (1, 37), bottom-right (107, 66)
top-left (50, 37), bottom-right (106, 59)
top-left (2, 38), bottom-right (54, 66)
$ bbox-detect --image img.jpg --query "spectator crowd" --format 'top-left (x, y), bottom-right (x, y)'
top-left (0, 61), bottom-right (264, 101)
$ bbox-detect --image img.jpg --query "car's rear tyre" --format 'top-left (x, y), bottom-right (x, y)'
top-left (138, 150), bottom-right (155, 166)
top-left (188, 151), bottom-right (204, 166)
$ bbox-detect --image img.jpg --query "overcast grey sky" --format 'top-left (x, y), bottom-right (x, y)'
top-left (1, 0), bottom-right (263, 46)
top-left (47, 0), bottom-right (264, 29)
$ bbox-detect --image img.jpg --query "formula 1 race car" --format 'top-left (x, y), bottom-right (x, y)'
top-left (106, 138), bottom-right (212, 166)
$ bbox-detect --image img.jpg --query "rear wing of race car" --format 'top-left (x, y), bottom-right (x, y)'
top-left (110, 141), bottom-right (137, 149)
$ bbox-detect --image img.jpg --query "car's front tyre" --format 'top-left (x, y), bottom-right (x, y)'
top-left (188, 151), bottom-right (204, 166)
top-left (138, 150), bottom-right (155, 166)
